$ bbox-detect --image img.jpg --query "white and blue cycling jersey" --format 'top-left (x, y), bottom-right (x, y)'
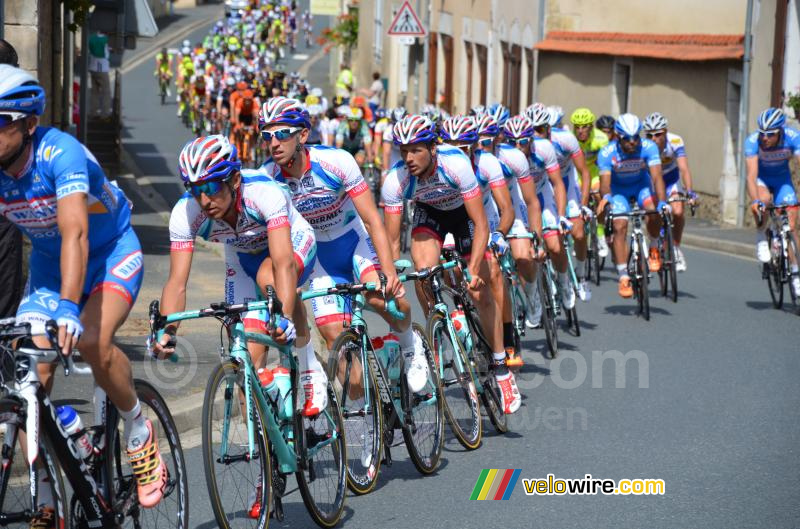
top-left (496, 143), bottom-right (531, 235)
top-left (550, 128), bottom-right (584, 217)
top-left (473, 149), bottom-right (504, 232)
top-left (169, 169), bottom-right (316, 331)
top-left (260, 146), bottom-right (381, 326)
top-left (529, 137), bottom-right (561, 234)
top-left (744, 126), bottom-right (800, 205)
top-left (658, 132), bottom-right (686, 188)
top-left (0, 127), bottom-right (142, 330)
top-left (597, 139), bottom-right (661, 214)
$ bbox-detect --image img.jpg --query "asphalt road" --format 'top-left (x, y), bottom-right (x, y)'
top-left (52, 4), bottom-right (800, 528)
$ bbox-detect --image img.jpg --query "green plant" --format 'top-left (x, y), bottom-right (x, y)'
top-left (317, 9), bottom-right (359, 54)
top-left (787, 90), bottom-right (800, 110)
top-left (62, 0), bottom-right (93, 32)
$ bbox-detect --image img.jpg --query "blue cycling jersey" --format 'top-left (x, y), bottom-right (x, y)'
top-left (0, 127), bottom-right (132, 259)
top-left (744, 126), bottom-right (800, 186)
top-left (597, 138), bottom-right (661, 188)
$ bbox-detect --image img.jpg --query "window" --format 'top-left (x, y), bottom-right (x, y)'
top-left (442, 34), bottom-right (454, 113)
top-left (374, 0), bottom-right (383, 64)
top-left (465, 42), bottom-right (474, 109)
top-left (525, 48), bottom-right (534, 109)
top-left (428, 32), bottom-right (438, 105)
top-left (476, 43), bottom-right (487, 105)
top-left (612, 58), bottom-right (632, 115)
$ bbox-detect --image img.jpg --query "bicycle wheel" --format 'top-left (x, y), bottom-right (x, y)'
top-left (463, 310), bottom-right (508, 434)
top-left (160, 83), bottom-right (166, 105)
top-left (766, 231), bottom-right (784, 309)
top-left (294, 378), bottom-right (347, 528)
top-left (104, 379), bottom-right (189, 529)
top-left (590, 222), bottom-right (601, 286)
top-left (538, 270), bottom-right (558, 359)
top-left (427, 311), bottom-right (481, 450)
top-left (637, 237), bottom-right (650, 321)
top-left (0, 399), bottom-right (68, 529)
top-left (202, 361), bottom-right (270, 529)
top-left (657, 237), bottom-right (668, 298)
top-left (401, 323), bottom-right (445, 474)
top-left (787, 231), bottom-right (800, 307)
top-left (566, 306), bottom-right (580, 336)
top-left (328, 330), bottom-right (383, 495)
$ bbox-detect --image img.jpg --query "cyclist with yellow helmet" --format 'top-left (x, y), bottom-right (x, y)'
top-left (571, 107), bottom-right (610, 258)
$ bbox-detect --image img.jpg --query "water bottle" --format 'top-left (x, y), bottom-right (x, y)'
top-left (383, 333), bottom-right (401, 381)
top-left (272, 367), bottom-right (293, 421)
top-left (450, 310), bottom-right (472, 351)
top-left (56, 405), bottom-right (93, 460)
top-left (371, 336), bottom-right (387, 368)
top-left (772, 234), bottom-right (781, 258)
top-left (258, 368), bottom-right (281, 409)
top-left (93, 386), bottom-right (107, 451)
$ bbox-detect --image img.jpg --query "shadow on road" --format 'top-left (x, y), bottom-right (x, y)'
top-left (745, 300), bottom-right (799, 314)
top-left (603, 304), bottom-right (671, 317)
top-left (134, 224), bottom-right (172, 256)
top-left (124, 140), bottom-right (177, 178)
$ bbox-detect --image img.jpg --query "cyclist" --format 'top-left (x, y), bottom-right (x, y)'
top-left (257, 98), bottom-right (426, 394)
top-left (528, 105), bottom-right (572, 314)
top-left (548, 105), bottom-right (565, 130)
top-left (570, 107), bottom-right (610, 258)
top-left (596, 115), bottom-right (616, 141)
top-left (151, 135), bottom-right (320, 412)
top-left (382, 115), bottom-right (522, 414)
top-left (335, 106), bottom-right (372, 165)
top-left (597, 113), bottom-right (668, 298)
top-left (176, 54), bottom-right (195, 117)
top-left (643, 112), bottom-right (697, 272)
top-left (529, 104), bottom-right (588, 306)
top-left (0, 66), bottom-right (166, 515)
top-left (381, 107), bottom-right (406, 172)
top-left (154, 47), bottom-right (173, 97)
top-left (746, 107), bottom-right (800, 293)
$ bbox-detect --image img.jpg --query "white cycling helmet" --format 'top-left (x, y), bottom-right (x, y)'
top-left (178, 135), bottom-right (240, 185)
top-left (643, 112), bottom-right (668, 132)
top-left (547, 105), bottom-right (564, 127)
top-left (614, 113), bottom-right (642, 139)
top-left (528, 104), bottom-right (551, 128)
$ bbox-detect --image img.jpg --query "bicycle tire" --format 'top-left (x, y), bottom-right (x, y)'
top-left (0, 397), bottom-right (69, 529)
top-left (657, 237), bottom-right (668, 299)
top-left (461, 310), bottom-right (508, 434)
top-left (538, 269), bottom-right (558, 359)
top-left (329, 330), bottom-right (383, 495)
top-left (201, 361), bottom-right (270, 529)
top-left (591, 226), bottom-right (601, 286)
top-left (427, 311), bottom-right (481, 450)
top-left (765, 229), bottom-right (784, 308)
top-left (104, 379), bottom-right (189, 529)
top-left (294, 379), bottom-right (347, 528)
top-left (638, 237), bottom-right (650, 321)
top-left (399, 323), bottom-right (445, 474)
top-left (567, 306), bottom-right (580, 336)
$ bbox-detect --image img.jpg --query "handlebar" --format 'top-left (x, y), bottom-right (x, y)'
top-left (0, 319), bottom-right (93, 377)
top-left (299, 278), bottom-right (406, 320)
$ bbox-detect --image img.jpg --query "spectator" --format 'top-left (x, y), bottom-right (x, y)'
top-left (335, 62), bottom-right (353, 105)
top-left (320, 107), bottom-right (339, 146)
top-left (360, 71), bottom-right (384, 115)
top-left (88, 31), bottom-right (112, 118)
top-left (0, 39), bottom-right (23, 319)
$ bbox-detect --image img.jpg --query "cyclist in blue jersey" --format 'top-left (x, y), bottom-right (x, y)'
top-left (746, 108), bottom-right (800, 294)
top-left (597, 113), bottom-right (668, 299)
top-left (0, 65), bottom-right (166, 516)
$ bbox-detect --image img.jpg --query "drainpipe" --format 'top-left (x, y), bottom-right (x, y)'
top-left (418, 0), bottom-right (430, 110)
top-left (533, 0), bottom-right (545, 102)
top-left (486, 0), bottom-right (496, 105)
top-left (736, 0), bottom-right (755, 227)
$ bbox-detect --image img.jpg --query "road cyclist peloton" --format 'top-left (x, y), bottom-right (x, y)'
top-left (381, 114), bottom-right (523, 414)
top-left (0, 64), bottom-right (168, 523)
top-left (746, 107), bottom-right (800, 296)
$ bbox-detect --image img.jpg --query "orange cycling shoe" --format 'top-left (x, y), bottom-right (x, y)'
top-left (648, 247), bottom-right (661, 272)
top-left (127, 419), bottom-right (168, 509)
top-left (618, 277), bottom-right (633, 298)
top-left (30, 506), bottom-right (55, 529)
top-left (248, 479), bottom-right (263, 519)
top-left (505, 347), bottom-right (524, 369)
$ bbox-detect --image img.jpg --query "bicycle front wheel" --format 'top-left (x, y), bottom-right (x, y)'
top-left (427, 311), bottom-right (481, 450)
top-left (0, 398), bottom-right (68, 529)
top-left (329, 330), bottom-right (383, 495)
top-left (295, 379), bottom-right (347, 528)
top-left (538, 270), bottom-right (558, 359)
top-left (787, 231), bottom-right (800, 307)
top-left (104, 379), bottom-right (189, 529)
top-left (636, 239), bottom-right (650, 321)
top-left (202, 361), bottom-right (270, 529)
top-left (400, 323), bottom-right (445, 474)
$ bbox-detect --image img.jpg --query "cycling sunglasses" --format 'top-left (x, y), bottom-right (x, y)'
top-left (185, 179), bottom-right (227, 198)
top-left (645, 131), bottom-right (665, 139)
top-left (507, 138), bottom-right (531, 147)
top-left (619, 134), bottom-right (641, 143)
top-left (478, 137), bottom-right (494, 148)
top-left (0, 112), bottom-right (28, 128)
top-left (260, 126), bottom-right (302, 141)
top-left (759, 130), bottom-right (780, 138)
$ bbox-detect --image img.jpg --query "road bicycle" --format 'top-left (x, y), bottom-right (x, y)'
top-left (0, 319), bottom-right (188, 529)
top-left (158, 72), bottom-right (171, 106)
top-left (359, 163), bottom-right (381, 205)
top-left (606, 201), bottom-right (663, 321)
top-left (318, 271), bottom-right (443, 495)
top-left (657, 193), bottom-right (695, 303)
top-left (559, 227), bottom-right (581, 336)
top-left (149, 289), bottom-right (347, 529)
top-left (585, 193), bottom-right (606, 286)
top-left (534, 237), bottom-right (560, 359)
top-left (437, 248), bottom-right (509, 433)
top-left (758, 204), bottom-right (800, 309)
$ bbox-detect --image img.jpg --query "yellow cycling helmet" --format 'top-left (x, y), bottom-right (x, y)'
top-left (570, 107), bottom-right (596, 127)
top-left (347, 107), bottom-right (363, 120)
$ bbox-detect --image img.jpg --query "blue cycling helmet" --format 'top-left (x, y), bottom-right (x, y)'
top-left (393, 115), bottom-right (438, 145)
top-left (488, 103), bottom-right (510, 126)
top-left (757, 107), bottom-right (785, 133)
top-left (614, 113), bottom-right (642, 139)
top-left (0, 65), bottom-right (45, 116)
top-left (178, 135), bottom-right (241, 184)
top-left (259, 96), bottom-right (311, 129)
top-left (476, 114), bottom-right (500, 137)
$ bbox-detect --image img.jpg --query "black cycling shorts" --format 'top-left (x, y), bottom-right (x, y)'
top-left (412, 203), bottom-right (475, 256)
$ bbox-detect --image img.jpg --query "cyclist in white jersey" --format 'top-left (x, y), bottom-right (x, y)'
top-left (257, 98), bottom-right (429, 393)
top-left (529, 104), bottom-right (592, 302)
top-left (382, 115), bottom-right (522, 414)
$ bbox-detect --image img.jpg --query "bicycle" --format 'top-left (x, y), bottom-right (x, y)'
top-left (359, 163), bottom-right (381, 205)
top-left (559, 226), bottom-right (581, 337)
top-left (0, 319), bottom-right (188, 529)
top-left (316, 272), bottom-right (443, 494)
top-left (584, 194), bottom-right (605, 286)
top-left (758, 204), bottom-right (800, 309)
top-left (149, 289), bottom-right (347, 529)
top-left (437, 248), bottom-right (509, 433)
top-left (158, 72), bottom-right (171, 105)
top-left (533, 239), bottom-right (560, 359)
top-left (658, 192), bottom-right (696, 302)
top-left (605, 201), bottom-right (661, 321)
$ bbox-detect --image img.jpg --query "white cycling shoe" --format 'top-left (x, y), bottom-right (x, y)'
top-left (577, 279), bottom-right (591, 302)
top-left (301, 369), bottom-right (329, 417)
top-left (561, 279), bottom-right (576, 310)
top-left (597, 236), bottom-right (610, 258)
top-left (403, 333), bottom-right (429, 393)
top-left (675, 247), bottom-right (687, 272)
top-left (756, 240), bottom-right (770, 263)
top-left (495, 368), bottom-right (521, 414)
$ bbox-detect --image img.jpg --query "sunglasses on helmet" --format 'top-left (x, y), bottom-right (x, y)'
top-left (260, 126), bottom-right (302, 141)
top-left (185, 179), bottom-right (228, 198)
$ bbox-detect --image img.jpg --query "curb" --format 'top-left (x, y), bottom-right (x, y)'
top-left (681, 233), bottom-right (754, 261)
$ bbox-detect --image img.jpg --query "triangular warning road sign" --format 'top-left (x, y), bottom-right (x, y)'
top-left (387, 0), bottom-right (426, 36)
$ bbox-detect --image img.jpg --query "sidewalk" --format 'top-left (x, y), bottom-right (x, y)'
top-left (682, 217), bottom-right (753, 260)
